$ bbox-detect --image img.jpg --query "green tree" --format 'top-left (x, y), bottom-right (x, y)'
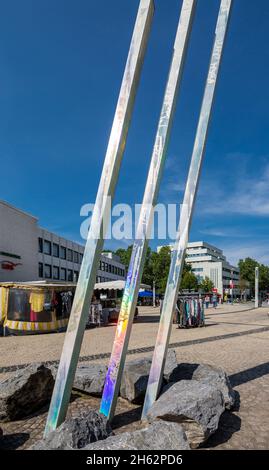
top-left (238, 257), bottom-right (258, 293)
top-left (152, 246), bottom-right (171, 293)
top-left (180, 271), bottom-right (199, 291)
top-left (238, 257), bottom-right (269, 294)
top-left (199, 276), bottom-right (214, 293)
top-left (115, 246), bottom-right (133, 271)
top-left (142, 247), bottom-right (154, 286)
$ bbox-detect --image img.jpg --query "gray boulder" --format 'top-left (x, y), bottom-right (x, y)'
top-left (165, 363), bottom-right (198, 383)
top-left (0, 363), bottom-right (54, 422)
top-left (163, 349), bottom-right (178, 383)
top-left (163, 363), bottom-right (235, 410)
top-left (146, 380), bottom-right (225, 449)
top-left (50, 363), bottom-right (107, 398)
top-left (191, 364), bottom-right (235, 410)
top-left (119, 351), bottom-right (178, 404)
top-left (85, 421), bottom-right (190, 450)
top-left (30, 411), bottom-right (112, 450)
top-left (120, 357), bottom-right (152, 404)
top-left (73, 364), bottom-right (107, 397)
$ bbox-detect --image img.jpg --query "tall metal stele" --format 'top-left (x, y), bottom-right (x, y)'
top-left (100, 0), bottom-right (197, 421)
top-left (142, 0), bottom-right (233, 418)
top-left (44, 0), bottom-right (154, 435)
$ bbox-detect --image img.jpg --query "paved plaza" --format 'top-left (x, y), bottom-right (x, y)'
top-left (1, 303), bottom-right (269, 450)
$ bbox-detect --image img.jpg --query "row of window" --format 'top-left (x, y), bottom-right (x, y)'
top-left (96, 276), bottom-right (114, 283)
top-left (99, 260), bottom-right (125, 277)
top-left (39, 263), bottom-right (79, 282)
top-left (39, 238), bottom-right (83, 263)
top-left (223, 268), bottom-right (240, 275)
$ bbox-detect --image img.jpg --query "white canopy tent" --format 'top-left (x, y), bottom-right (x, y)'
top-left (94, 280), bottom-right (151, 291)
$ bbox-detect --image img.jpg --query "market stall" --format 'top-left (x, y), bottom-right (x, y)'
top-left (93, 280), bottom-right (151, 323)
top-left (0, 281), bottom-right (76, 336)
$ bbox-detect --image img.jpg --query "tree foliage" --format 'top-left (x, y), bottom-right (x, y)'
top-left (239, 257), bottom-right (269, 293)
top-left (199, 276), bottom-right (214, 293)
top-left (115, 245), bottom-right (198, 293)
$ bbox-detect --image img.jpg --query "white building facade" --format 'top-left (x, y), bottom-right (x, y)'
top-left (157, 241), bottom-right (240, 297)
top-left (186, 241), bottom-right (240, 297)
top-left (0, 200), bottom-right (125, 283)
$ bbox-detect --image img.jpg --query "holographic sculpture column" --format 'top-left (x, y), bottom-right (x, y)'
top-left (44, 0), bottom-right (154, 436)
top-left (142, 0), bottom-right (233, 419)
top-left (100, 0), bottom-right (197, 422)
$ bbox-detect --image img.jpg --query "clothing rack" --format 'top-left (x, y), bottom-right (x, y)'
top-left (176, 296), bottom-right (205, 328)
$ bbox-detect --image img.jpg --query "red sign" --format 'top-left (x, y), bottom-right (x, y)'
top-left (0, 261), bottom-right (22, 271)
top-left (212, 288), bottom-right (218, 293)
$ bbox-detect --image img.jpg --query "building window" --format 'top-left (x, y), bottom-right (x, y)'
top-left (53, 266), bottom-right (59, 280)
top-left (105, 263), bottom-right (108, 272)
top-left (67, 270), bottom-right (73, 282)
top-left (80, 253), bottom-right (83, 264)
top-left (74, 251), bottom-right (79, 263)
top-left (74, 271), bottom-right (79, 282)
top-left (60, 268), bottom-right (66, 281)
top-left (112, 265), bottom-right (115, 274)
top-left (67, 249), bottom-right (73, 262)
top-left (52, 243), bottom-right (59, 258)
top-left (60, 246), bottom-right (66, 260)
top-left (44, 240), bottom-right (51, 255)
top-left (38, 263), bottom-right (43, 278)
top-left (44, 264), bottom-right (52, 279)
top-left (38, 238), bottom-right (43, 253)
top-left (101, 261), bottom-right (105, 271)
top-left (108, 264), bottom-right (111, 273)
top-left (53, 243), bottom-right (59, 258)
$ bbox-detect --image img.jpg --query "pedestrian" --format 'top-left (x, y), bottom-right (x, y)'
top-left (212, 293), bottom-right (218, 309)
top-left (204, 295), bottom-right (210, 309)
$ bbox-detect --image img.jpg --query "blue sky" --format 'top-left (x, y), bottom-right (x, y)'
top-left (0, 0), bottom-right (269, 266)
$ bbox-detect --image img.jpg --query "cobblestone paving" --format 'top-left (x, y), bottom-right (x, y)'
top-left (1, 305), bottom-right (269, 450)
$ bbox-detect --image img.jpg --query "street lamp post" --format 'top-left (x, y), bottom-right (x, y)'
top-left (230, 270), bottom-right (233, 304)
top-left (153, 280), bottom-right (156, 308)
top-left (255, 266), bottom-right (259, 309)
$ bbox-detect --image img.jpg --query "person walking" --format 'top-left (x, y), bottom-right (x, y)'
top-left (204, 295), bottom-right (210, 309)
top-left (212, 293), bottom-right (218, 309)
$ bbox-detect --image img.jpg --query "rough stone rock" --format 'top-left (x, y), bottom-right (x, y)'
top-left (0, 363), bottom-right (54, 422)
top-left (120, 357), bottom-right (152, 404)
top-left (30, 411), bottom-right (112, 450)
top-left (49, 363), bottom-right (107, 398)
top-left (163, 362), bottom-right (235, 410)
top-left (119, 351), bottom-right (178, 404)
top-left (73, 364), bottom-right (107, 397)
top-left (191, 364), bottom-right (235, 410)
top-left (84, 421), bottom-right (190, 450)
top-left (163, 349), bottom-right (178, 383)
top-left (146, 380), bottom-right (225, 448)
top-left (164, 362), bottom-right (199, 384)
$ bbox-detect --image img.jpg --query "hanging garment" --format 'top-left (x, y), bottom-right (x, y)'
top-left (177, 297), bottom-right (204, 328)
top-left (29, 292), bottom-right (45, 313)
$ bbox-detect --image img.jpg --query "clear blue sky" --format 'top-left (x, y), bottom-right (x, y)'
top-left (0, 0), bottom-right (269, 266)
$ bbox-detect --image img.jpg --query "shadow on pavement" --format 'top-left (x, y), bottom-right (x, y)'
top-left (229, 362), bottom-right (269, 387)
top-left (201, 411), bottom-right (241, 448)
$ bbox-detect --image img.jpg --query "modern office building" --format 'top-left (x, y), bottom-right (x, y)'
top-left (0, 200), bottom-right (125, 283)
top-left (157, 241), bottom-right (240, 297)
